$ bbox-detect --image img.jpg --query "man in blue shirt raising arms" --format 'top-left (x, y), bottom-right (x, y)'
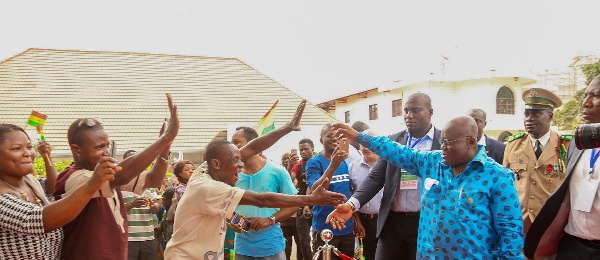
top-left (327, 116), bottom-right (524, 259)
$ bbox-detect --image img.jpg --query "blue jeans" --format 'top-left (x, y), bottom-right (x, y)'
top-left (235, 250), bottom-right (286, 260)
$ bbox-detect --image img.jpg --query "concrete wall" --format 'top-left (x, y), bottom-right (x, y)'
top-left (330, 79), bottom-right (533, 140)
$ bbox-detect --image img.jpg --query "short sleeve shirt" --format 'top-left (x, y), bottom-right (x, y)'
top-left (165, 174), bottom-right (245, 260)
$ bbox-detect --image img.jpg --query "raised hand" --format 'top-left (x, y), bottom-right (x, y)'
top-left (162, 93), bottom-right (179, 143)
top-left (311, 177), bottom-right (347, 206)
top-left (325, 203), bottom-right (353, 230)
top-left (331, 123), bottom-right (359, 142)
top-left (283, 99), bottom-right (307, 132)
top-left (89, 157), bottom-right (122, 190)
top-left (37, 140), bottom-right (52, 157)
top-left (330, 147), bottom-right (348, 167)
top-left (288, 153), bottom-right (299, 168)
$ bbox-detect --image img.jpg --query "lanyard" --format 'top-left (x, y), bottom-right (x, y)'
top-left (407, 136), bottom-right (423, 149)
top-left (590, 149), bottom-right (600, 175)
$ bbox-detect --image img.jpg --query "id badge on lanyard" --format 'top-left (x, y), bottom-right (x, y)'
top-left (574, 149), bottom-right (600, 212)
top-left (400, 170), bottom-right (418, 190)
top-left (399, 136), bottom-right (422, 190)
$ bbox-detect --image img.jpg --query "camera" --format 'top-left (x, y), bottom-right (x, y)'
top-left (575, 123), bottom-right (600, 149)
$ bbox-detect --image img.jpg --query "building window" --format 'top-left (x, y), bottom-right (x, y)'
top-left (392, 99), bottom-right (403, 117)
top-left (344, 111), bottom-right (351, 123)
top-left (369, 104), bottom-right (378, 120)
top-left (496, 86), bottom-right (515, 114)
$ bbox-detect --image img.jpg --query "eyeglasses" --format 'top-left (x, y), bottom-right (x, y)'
top-left (440, 136), bottom-right (472, 147)
top-left (78, 117), bottom-right (103, 127)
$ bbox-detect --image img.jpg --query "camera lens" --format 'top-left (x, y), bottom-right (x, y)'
top-left (575, 123), bottom-right (600, 150)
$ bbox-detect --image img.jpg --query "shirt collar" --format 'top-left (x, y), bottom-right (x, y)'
top-left (477, 135), bottom-right (487, 146)
top-left (408, 125), bottom-right (435, 141)
top-left (529, 130), bottom-right (551, 148)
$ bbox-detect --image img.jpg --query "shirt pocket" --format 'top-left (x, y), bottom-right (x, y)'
top-left (455, 190), bottom-right (488, 223)
top-left (508, 162), bottom-right (527, 185)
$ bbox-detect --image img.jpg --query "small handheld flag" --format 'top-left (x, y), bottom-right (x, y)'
top-left (255, 100), bottom-right (278, 135)
top-left (27, 110), bottom-right (47, 127)
top-left (36, 125), bottom-right (45, 141)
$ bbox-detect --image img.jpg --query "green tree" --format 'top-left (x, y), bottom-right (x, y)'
top-left (33, 158), bottom-right (72, 178)
top-left (553, 98), bottom-right (584, 130)
top-left (553, 59), bottom-right (600, 130)
top-left (582, 58), bottom-right (600, 85)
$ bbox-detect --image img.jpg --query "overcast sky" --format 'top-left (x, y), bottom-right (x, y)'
top-left (2, 1), bottom-right (599, 103)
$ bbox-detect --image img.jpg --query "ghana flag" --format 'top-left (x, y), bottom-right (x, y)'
top-left (27, 110), bottom-right (47, 127)
top-left (255, 100), bottom-right (278, 135)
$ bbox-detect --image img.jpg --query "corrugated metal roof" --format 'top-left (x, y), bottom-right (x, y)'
top-left (0, 48), bottom-right (336, 154)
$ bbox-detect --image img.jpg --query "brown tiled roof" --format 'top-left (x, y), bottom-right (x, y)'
top-left (0, 48), bottom-right (335, 155)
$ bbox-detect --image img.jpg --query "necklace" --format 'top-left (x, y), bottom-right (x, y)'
top-left (0, 178), bottom-right (42, 206)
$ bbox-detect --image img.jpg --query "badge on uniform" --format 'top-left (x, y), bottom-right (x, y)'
top-left (400, 170), bottom-right (418, 190)
top-left (545, 164), bottom-right (559, 184)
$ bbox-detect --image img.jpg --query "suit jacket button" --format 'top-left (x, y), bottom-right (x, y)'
top-left (530, 195), bottom-right (535, 199)
top-left (532, 181), bottom-right (536, 185)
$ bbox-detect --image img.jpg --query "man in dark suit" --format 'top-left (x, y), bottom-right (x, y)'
top-left (525, 75), bottom-right (600, 259)
top-left (467, 108), bottom-right (506, 164)
top-left (343, 93), bottom-right (441, 260)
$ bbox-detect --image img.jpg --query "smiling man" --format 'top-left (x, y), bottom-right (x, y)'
top-left (503, 88), bottom-right (570, 235)
top-left (341, 93), bottom-right (441, 260)
top-left (164, 140), bottom-right (347, 260)
top-left (327, 116), bottom-right (524, 259)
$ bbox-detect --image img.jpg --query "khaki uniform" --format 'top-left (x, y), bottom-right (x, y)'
top-left (503, 131), bottom-right (568, 224)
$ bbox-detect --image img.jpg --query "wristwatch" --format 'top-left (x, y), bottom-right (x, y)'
top-left (268, 215), bottom-right (276, 225)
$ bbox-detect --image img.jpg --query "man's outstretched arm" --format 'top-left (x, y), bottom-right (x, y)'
top-left (240, 100), bottom-right (306, 160)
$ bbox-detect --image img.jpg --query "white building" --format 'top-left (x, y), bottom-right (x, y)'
top-left (318, 76), bottom-right (540, 142)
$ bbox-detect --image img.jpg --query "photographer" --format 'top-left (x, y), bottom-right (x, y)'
top-left (525, 75), bottom-right (600, 259)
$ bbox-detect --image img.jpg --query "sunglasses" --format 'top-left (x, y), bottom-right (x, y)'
top-left (78, 117), bottom-right (103, 127)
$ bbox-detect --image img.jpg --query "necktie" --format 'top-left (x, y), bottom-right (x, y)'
top-left (535, 140), bottom-right (542, 159)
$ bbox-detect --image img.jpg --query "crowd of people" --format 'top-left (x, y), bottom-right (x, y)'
top-left (2, 76), bottom-right (600, 260)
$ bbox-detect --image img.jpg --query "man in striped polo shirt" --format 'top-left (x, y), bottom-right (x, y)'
top-left (122, 150), bottom-right (162, 260)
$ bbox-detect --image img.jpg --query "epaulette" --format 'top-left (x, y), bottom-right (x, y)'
top-left (560, 134), bottom-right (574, 142)
top-left (507, 132), bottom-right (525, 142)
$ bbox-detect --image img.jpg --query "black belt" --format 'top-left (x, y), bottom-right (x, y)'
top-left (390, 211), bottom-right (420, 217)
top-left (359, 213), bottom-right (378, 220)
top-left (571, 234), bottom-right (600, 247)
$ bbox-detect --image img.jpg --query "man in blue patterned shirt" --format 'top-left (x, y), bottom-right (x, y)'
top-left (327, 116), bottom-right (524, 259)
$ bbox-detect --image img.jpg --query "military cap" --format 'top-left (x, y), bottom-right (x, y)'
top-left (522, 88), bottom-right (562, 109)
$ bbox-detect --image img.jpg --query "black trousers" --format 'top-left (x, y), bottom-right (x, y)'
top-left (358, 213), bottom-right (378, 260)
top-left (312, 231), bottom-right (355, 260)
top-left (374, 211), bottom-right (419, 260)
top-left (556, 234), bottom-right (600, 260)
top-left (281, 220), bottom-right (301, 260)
top-left (295, 208), bottom-right (313, 260)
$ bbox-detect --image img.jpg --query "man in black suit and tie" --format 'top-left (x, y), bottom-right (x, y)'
top-left (342, 93), bottom-right (441, 260)
top-left (467, 108), bottom-right (506, 164)
top-left (525, 75), bottom-right (600, 259)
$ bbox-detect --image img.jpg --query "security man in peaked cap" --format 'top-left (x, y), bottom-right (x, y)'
top-left (503, 88), bottom-right (572, 235)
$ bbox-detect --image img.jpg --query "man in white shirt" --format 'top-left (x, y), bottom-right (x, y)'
top-left (164, 140), bottom-right (347, 260)
top-left (525, 75), bottom-right (600, 259)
